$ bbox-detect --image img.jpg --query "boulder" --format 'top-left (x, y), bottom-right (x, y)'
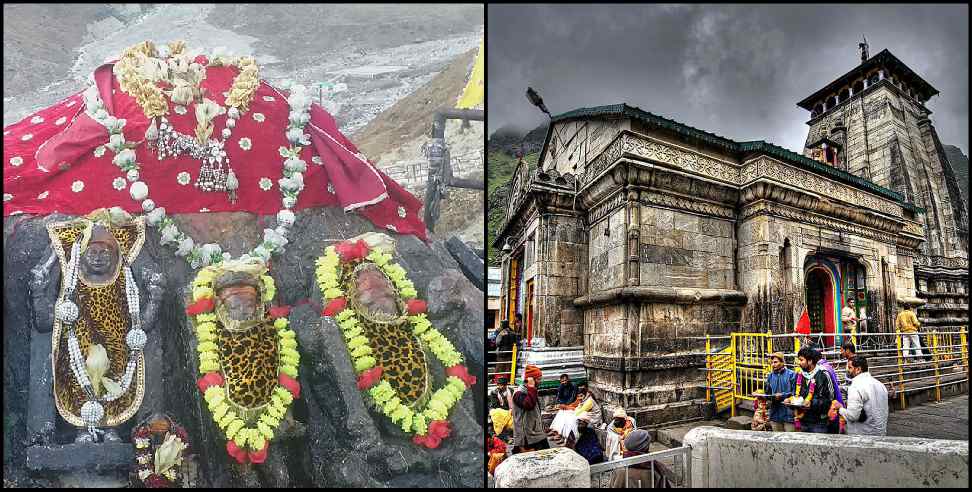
top-left (493, 447), bottom-right (591, 488)
top-left (3, 206), bottom-right (483, 487)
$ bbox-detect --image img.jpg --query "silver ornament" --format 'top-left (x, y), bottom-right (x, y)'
top-left (80, 400), bottom-right (104, 426)
top-left (55, 300), bottom-right (79, 324)
top-left (126, 328), bottom-right (147, 351)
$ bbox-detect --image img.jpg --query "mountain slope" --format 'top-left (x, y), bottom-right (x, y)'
top-left (943, 144), bottom-right (969, 205)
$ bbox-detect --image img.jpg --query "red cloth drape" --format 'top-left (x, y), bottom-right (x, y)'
top-left (3, 60), bottom-right (427, 242)
top-left (795, 308), bottom-right (811, 335)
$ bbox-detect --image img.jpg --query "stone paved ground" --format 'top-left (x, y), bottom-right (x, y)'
top-left (886, 393), bottom-right (969, 440)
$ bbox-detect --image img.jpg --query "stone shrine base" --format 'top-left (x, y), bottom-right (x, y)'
top-left (25, 442), bottom-right (132, 487)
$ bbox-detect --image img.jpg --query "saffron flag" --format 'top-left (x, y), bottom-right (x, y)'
top-left (796, 308), bottom-right (811, 335)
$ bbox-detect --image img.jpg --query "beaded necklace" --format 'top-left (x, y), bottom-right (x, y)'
top-left (56, 238), bottom-right (147, 440)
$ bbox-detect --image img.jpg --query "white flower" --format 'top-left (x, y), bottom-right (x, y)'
top-left (175, 237), bottom-right (195, 257)
top-left (113, 149), bottom-right (136, 167)
top-left (274, 225), bottom-right (289, 239)
top-left (37, 191), bottom-right (49, 200)
top-left (108, 206), bottom-right (127, 223)
top-left (141, 199), bottom-right (155, 212)
top-left (282, 197), bottom-right (296, 209)
top-left (262, 96), bottom-right (276, 102)
top-left (263, 228), bottom-right (289, 249)
top-left (226, 118), bottom-right (236, 129)
top-left (222, 128), bottom-right (232, 139)
top-left (94, 146), bottom-right (107, 158)
top-left (238, 138), bottom-right (252, 151)
top-left (94, 109), bottom-right (108, 121)
top-left (129, 181), bottom-right (148, 201)
top-left (105, 117), bottom-right (126, 134)
top-left (397, 206), bottom-right (407, 218)
top-left (107, 134), bottom-right (125, 152)
top-left (21, 133), bottom-right (33, 141)
top-left (222, 252), bottom-right (232, 262)
top-left (253, 113), bottom-right (265, 123)
top-left (127, 169), bottom-right (139, 182)
top-left (278, 172), bottom-right (304, 193)
top-left (160, 223), bottom-right (179, 245)
top-left (276, 209), bottom-right (295, 228)
top-left (284, 157), bottom-right (306, 173)
top-left (31, 116), bottom-right (44, 124)
top-left (259, 177), bottom-right (273, 191)
top-left (71, 181), bottom-right (84, 193)
top-left (312, 156), bottom-right (322, 165)
top-left (177, 172), bottom-right (191, 186)
top-left (55, 116), bottom-right (67, 125)
top-left (147, 207), bottom-right (166, 226)
top-left (2, 193), bottom-right (12, 202)
top-left (200, 243), bottom-right (222, 263)
top-left (112, 177), bottom-right (126, 190)
top-left (190, 256), bottom-right (202, 269)
top-left (227, 107), bottom-right (240, 120)
top-left (327, 183), bottom-right (335, 194)
top-left (286, 128), bottom-right (303, 144)
top-left (174, 105), bottom-right (188, 115)
top-left (9, 156), bottom-right (23, 167)
top-left (253, 245), bottom-right (271, 262)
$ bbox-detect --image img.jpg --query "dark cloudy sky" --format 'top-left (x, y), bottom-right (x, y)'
top-left (488, 4), bottom-right (969, 154)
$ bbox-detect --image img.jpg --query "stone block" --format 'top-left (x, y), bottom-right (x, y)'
top-left (700, 217), bottom-right (731, 238)
top-left (656, 209), bottom-right (674, 232)
top-left (642, 244), bottom-right (693, 266)
top-left (673, 212), bottom-right (700, 233)
top-left (26, 442), bottom-right (133, 472)
top-left (725, 416), bottom-right (753, 430)
top-left (493, 447), bottom-right (591, 488)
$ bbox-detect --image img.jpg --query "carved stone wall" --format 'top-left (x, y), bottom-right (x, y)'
top-left (535, 213), bottom-right (588, 347)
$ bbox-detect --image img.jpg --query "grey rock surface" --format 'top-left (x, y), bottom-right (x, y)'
top-left (3, 206), bottom-right (483, 487)
top-left (493, 447), bottom-right (591, 488)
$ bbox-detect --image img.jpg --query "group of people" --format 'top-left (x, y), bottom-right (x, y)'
top-left (753, 341), bottom-right (889, 436)
top-left (487, 366), bottom-right (674, 487)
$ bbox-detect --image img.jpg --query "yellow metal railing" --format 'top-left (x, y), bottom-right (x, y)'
top-left (701, 328), bottom-right (969, 414)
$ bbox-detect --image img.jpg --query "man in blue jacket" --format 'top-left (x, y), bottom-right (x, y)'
top-left (765, 352), bottom-right (797, 432)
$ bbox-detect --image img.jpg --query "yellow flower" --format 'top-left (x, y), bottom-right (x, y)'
top-left (354, 356), bottom-right (376, 372)
top-left (257, 422), bottom-right (274, 440)
top-left (226, 419), bottom-right (245, 440)
top-left (280, 364), bottom-right (298, 378)
top-left (323, 287), bottom-right (344, 300)
top-left (219, 411), bottom-right (237, 429)
top-left (274, 318), bottom-right (289, 330)
top-left (199, 360), bottom-right (220, 373)
top-left (275, 387), bottom-right (294, 405)
top-left (195, 313), bottom-right (218, 323)
top-left (192, 286), bottom-right (214, 301)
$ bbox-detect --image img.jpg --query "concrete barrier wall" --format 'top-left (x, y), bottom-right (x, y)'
top-left (684, 426), bottom-right (968, 488)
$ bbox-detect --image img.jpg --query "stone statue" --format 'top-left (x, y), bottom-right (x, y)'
top-left (27, 209), bottom-right (164, 445)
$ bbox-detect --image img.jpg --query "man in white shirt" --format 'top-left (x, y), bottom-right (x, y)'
top-left (833, 355), bottom-right (888, 436)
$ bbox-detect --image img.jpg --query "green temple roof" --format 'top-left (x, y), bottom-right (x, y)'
top-left (547, 103), bottom-right (925, 214)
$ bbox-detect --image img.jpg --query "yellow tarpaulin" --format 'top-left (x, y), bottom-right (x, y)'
top-left (456, 38), bottom-right (484, 109)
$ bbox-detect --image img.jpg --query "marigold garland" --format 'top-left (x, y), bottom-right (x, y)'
top-left (314, 240), bottom-right (475, 447)
top-left (188, 266), bottom-right (299, 464)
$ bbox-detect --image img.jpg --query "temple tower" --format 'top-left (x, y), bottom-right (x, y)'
top-left (798, 44), bottom-right (968, 332)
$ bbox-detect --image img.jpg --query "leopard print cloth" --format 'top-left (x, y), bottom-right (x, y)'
top-left (218, 322), bottom-right (279, 409)
top-left (51, 223), bottom-right (141, 425)
top-left (346, 262), bottom-right (429, 409)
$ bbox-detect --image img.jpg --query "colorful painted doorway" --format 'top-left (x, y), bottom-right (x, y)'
top-left (804, 257), bottom-right (843, 347)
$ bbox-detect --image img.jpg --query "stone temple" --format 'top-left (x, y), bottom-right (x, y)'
top-left (492, 46), bottom-right (968, 425)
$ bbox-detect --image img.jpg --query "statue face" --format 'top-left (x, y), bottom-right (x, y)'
top-left (217, 285), bottom-right (259, 321)
top-left (354, 265), bottom-right (400, 318)
top-left (80, 240), bottom-right (120, 281)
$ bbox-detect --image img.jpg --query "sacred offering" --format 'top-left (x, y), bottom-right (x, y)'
top-left (130, 413), bottom-right (192, 488)
top-left (4, 40), bottom-right (427, 273)
top-left (47, 208), bottom-right (148, 443)
top-left (189, 258), bottom-right (300, 464)
top-left (316, 233), bottom-right (476, 448)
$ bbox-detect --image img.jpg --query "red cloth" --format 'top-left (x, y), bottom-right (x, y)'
top-left (3, 62), bottom-right (427, 242)
top-left (796, 308), bottom-right (811, 335)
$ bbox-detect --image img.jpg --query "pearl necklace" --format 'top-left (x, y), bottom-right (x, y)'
top-left (55, 238), bottom-right (147, 439)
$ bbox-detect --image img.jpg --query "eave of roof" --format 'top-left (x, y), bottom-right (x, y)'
top-left (541, 103), bottom-right (925, 215)
top-left (797, 49), bottom-right (939, 110)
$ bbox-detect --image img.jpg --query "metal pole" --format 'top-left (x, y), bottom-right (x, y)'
top-left (730, 335), bottom-right (737, 417)
top-left (510, 344), bottom-right (518, 383)
top-left (932, 331), bottom-right (941, 402)
top-left (705, 335), bottom-right (712, 403)
top-left (895, 330), bottom-right (906, 409)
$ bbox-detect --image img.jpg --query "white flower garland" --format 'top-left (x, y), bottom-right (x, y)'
top-left (82, 63), bottom-right (313, 270)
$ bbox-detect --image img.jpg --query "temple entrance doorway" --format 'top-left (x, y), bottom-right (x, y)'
top-left (804, 256), bottom-right (842, 348)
